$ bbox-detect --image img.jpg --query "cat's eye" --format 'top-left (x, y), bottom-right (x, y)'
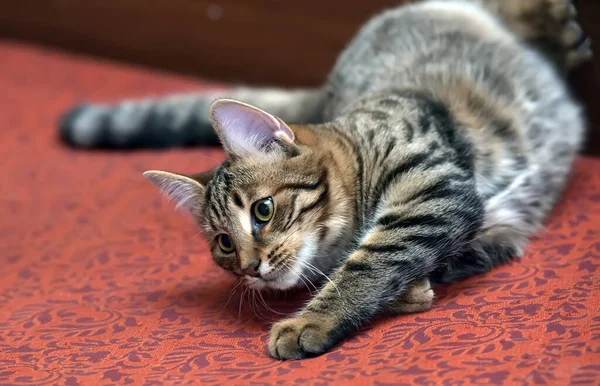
top-left (252, 197), bottom-right (274, 224)
top-left (217, 234), bottom-right (235, 253)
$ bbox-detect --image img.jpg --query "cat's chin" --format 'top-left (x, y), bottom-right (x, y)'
top-left (244, 275), bottom-right (300, 291)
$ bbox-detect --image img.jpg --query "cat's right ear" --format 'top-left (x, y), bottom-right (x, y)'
top-left (143, 170), bottom-right (208, 215)
top-left (209, 99), bottom-right (297, 159)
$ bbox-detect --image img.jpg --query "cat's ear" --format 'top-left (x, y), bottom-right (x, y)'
top-left (209, 99), bottom-right (297, 159)
top-left (143, 170), bottom-right (207, 215)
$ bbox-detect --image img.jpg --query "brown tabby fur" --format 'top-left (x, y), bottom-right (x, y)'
top-left (134, 0), bottom-right (593, 360)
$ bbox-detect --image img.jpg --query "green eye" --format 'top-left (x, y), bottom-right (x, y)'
top-left (253, 197), bottom-right (274, 223)
top-left (217, 234), bottom-right (235, 253)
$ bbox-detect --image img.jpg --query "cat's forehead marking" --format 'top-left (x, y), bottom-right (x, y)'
top-left (207, 163), bottom-right (256, 236)
top-left (236, 207), bottom-right (252, 235)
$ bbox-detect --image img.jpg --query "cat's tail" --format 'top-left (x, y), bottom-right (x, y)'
top-left (59, 87), bottom-right (324, 149)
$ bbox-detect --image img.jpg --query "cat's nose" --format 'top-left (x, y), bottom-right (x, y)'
top-left (242, 259), bottom-right (261, 278)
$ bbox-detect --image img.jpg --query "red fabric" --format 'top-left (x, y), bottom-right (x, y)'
top-left (1, 41), bottom-right (599, 385)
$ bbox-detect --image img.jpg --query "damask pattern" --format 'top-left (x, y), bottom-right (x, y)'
top-left (1, 41), bottom-right (599, 385)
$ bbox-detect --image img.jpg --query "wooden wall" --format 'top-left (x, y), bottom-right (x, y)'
top-left (0, 0), bottom-right (598, 154)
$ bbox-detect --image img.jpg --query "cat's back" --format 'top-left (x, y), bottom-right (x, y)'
top-left (326, 1), bottom-right (582, 158)
top-left (323, 1), bottom-right (517, 115)
top-left (324, 0), bottom-right (584, 207)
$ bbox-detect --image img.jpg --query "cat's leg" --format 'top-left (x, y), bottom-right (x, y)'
top-left (479, 0), bottom-right (592, 70)
top-left (269, 279), bottom-right (435, 360)
top-left (268, 239), bottom-right (449, 360)
top-left (269, 173), bottom-right (483, 359)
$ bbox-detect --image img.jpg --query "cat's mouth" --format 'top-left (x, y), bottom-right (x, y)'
top-left (243, 266), bottom-right (304, 291)
top-left (243, 237), bottom-right (318, 291)
top-left (244, 276), bottom-right (270, 290)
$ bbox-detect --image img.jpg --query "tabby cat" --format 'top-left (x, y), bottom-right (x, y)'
top-left (60, 0), bottom-right (591, 359)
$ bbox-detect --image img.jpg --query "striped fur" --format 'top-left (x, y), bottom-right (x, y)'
top-left (61, 88), bottom-right (323, 148)
top-left (138, 0), bottom-right (590, 359)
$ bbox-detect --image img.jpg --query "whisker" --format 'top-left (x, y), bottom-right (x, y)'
top-left (299, 272), bottom-right (318, 293)
top-left (299, 260), bottom-right (341, 296)
top-left (248, 289), bottom-right (259, 321)
top-left (280, 259), bottom-right (318, 295)
top-left (257, 290), bottom-right (289, 316)
top-left (220, 278), bottom-right (244, 314)
top-left (238, 286), bottom-right (249, 318)
top-left (296, 272), bottom-right (314, 294)
top-left (253, 289), bottom-right (275, 321)
top-left (252, 289), bottom-right (270, 322)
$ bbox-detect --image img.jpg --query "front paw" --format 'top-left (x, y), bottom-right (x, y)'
top-left (268, 314), bottom-right (339, 360)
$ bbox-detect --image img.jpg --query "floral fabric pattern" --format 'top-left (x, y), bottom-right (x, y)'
top-left (1, 42), bottom-right (599, 385)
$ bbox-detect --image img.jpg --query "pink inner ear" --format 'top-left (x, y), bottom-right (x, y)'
top-left (211, 100), bottom-right (294, 155)
top-left (214, 103), bottom-right (274, 137)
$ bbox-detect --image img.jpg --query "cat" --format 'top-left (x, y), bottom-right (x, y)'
top-left (60, 0), bottom-right (591, 359)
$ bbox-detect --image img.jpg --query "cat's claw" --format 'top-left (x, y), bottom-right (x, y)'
top-left (268, 314), bottom-right (338, 360)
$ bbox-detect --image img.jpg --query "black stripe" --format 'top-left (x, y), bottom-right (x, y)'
top-left (233, 192), bottom-right (243, 208)
top-left (215, 195), bottom-right (228, 217)
top-left (345, 261), bottom-right (373, 272)
top-left (355, 146), bottom-right (365, 219)
top-left (352, 109), bottom-right (390, 121)
top-left (282, 184), bottom-right (329, 232)
top-left (281, 194), bottom-right (299, 231)
top-left (270, 253), bottom-right (286, 269)
top-left (297, 185), bottom-right (329, 218)
top-left (376, 214), bottom-right (448, 232)
top-left (378, 98), bottom-right (400, 108)
top-left (372, 151), bottom-right (432, 206)
top-left (273, 170), bottom-right (327, 194)
top-left (382, 139), bottom-right (396, 161)
top-left (400, 173), bottom-right (469, 205)
top-left (330, 125), bottom-right (364, 221)
top-left (417, 187), bottom-right (459, 204)
top-left (305, 306), bottom-right (330, 315)
top-left (318, 225), bottom-right (329, 243)
top-left (367, 129), bottom-right (375, 144)
top-left (404, 119), bottom-right (414, 142)
top-left (204, 180), bottom-right (218, 228)
top-left (221, 171), bottom-right (234, 192)
top-left (360, 244), bottom-right (407, 254)
top-left (404, 233), bottom-right (449, 251)
top-left (383, 259), bottom-right (412, 271)
top-left (492, 119), bottom-right (515, 140)
top-left (204, 178), bottom-right (214, 205)
top-left (419, 114), bottom-right (432, 134)
top-left (207, 212), bottom-right (217, 229)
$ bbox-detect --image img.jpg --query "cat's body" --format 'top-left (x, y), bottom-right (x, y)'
top-left (61, 0), bottom-right (591, 359)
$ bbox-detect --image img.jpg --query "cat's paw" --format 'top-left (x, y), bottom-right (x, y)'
top-left (388, 278), bottom-right (435, 314)
top-left (268, 314), bottom-right (339, 360)
top-left (549, 0), bottom-right (593, 69)
top-left (502, 0), bottom-right (592, 69)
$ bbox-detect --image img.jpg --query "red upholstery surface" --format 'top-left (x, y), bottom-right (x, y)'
top-left (1, 41), bottom-right (599, 385)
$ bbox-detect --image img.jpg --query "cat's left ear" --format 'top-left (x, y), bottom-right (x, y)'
top-left (143, 170), bottom-right (213, 216)
top-left (210, 99), bottom-right (297, 159)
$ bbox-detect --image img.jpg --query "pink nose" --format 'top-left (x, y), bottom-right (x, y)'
top-left (242, 260), bottom-right (261, 278)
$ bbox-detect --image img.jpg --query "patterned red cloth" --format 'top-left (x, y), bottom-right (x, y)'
top-left (1, 41), bottom-right (599, 385)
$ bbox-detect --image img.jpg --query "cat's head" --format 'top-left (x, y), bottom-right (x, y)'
top-left (144, 100), bottom-right (352, 290)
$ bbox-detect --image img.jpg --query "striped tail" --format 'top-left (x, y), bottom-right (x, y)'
top-left (60, 87), bottom-right (324, 149)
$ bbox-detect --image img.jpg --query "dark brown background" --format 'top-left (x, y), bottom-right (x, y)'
top-left (1, 0), bottom-right (598, 154)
